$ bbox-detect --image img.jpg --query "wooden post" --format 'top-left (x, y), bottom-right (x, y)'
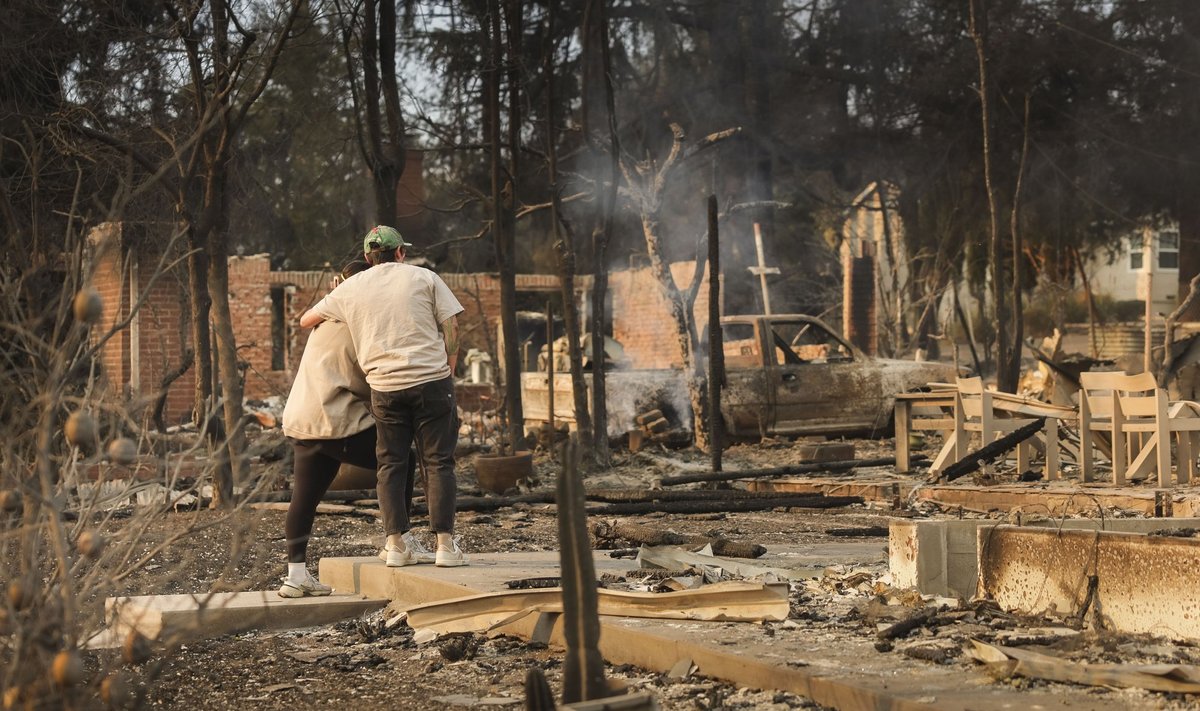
top-left (707, 195), bottom-right (723, 472)
top-left (546, 300), bottom-right (555, 459)
top-left (1143, 228), bottom-right (1154, 374)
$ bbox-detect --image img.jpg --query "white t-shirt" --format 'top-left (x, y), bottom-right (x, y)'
top-left (281, 320), bottom-right (374, 440)
top-left (309, 262), bottom-right (464, 392)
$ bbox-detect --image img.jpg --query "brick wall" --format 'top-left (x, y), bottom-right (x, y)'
top-left (610, 261), bottom-right (711, 369)
top-left (87, 223), bottom-right (196, 425)
top-left (87, 221), bottom-right (703, 425)
top-left (132, 243), bottom-right (194, 424)
top-left (88, 223), bottom-right (130, 391)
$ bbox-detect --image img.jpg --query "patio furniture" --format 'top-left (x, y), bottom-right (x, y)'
top-left (1078, 371), bottom-right (1200, 486)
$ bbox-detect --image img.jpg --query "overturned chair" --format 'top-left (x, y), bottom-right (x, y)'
top-left (1078, 371), bottom-right (1200, 486)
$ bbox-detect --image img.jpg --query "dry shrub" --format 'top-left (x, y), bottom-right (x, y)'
top-left (0, 222), bottom-right (280, 708)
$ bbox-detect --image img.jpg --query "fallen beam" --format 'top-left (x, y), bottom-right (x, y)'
top-left (585, 495), bottom-right (863, 516)
top-left (938, 419), bottom-right (1044, 482)
top-left (659, 457), bottom-right (922, 487)
top-left (585, 489), bottom-right (811, 504)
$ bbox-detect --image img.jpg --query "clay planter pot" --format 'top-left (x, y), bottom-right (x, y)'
top-left (474, 451), bottom-right (533, 494)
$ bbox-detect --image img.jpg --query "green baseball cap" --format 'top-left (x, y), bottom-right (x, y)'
top-left (362, 225), bottom-right (410, 253)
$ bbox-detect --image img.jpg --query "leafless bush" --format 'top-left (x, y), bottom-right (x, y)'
top-left (0, 217), bottom-right (280, 708)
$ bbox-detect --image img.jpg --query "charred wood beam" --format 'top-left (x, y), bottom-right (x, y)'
top-left (827, 526), bottom-right (889, 537)
top-left (251, 488), bottom-right (378, 503)
top-left (877, 607), bottom-right (939, 640)
top-left (253, 485), bottom-right (859, 514)
top-left (585, 495), bottom-right (863, 516)
top-left (591, 520), bottom-right (766, 559)
top-left (585, 489), bottom-right (811, 503)
top-left (659, 456), bottom-right (924, 486)
top-left (938, 418), bottom-right (1045, 482)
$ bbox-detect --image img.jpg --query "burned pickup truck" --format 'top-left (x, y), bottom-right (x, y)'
top-left (521, 314), bottom-right (959, 439)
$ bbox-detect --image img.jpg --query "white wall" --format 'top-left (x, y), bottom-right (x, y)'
top-left (1086, 227), bottom-right (1178, 317)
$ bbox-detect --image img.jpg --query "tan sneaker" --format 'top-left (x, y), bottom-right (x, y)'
top-left (435, 538), bottom-right (468, 568)
top-left (379, 546), bottom-right (417, 567)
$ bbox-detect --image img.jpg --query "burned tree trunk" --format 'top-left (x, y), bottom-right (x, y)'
top-left (622, 124), bottom-right (737, 452)
top-left (544, 1), bottom-right (594, 460)
top-left (581, 0), bottom-right (618, 465)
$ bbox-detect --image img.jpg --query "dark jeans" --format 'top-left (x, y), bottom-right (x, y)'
top-left (371, 376), bottom-right (458, 535)
top-left (285, 428), bottom-right (416, 562)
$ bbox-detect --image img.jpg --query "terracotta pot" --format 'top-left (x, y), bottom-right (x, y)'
top-left (474, 451), bottom-right (533, 494)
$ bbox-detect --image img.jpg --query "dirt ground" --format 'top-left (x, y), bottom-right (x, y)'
top-left (82, 434), bottom-right (1200, 710)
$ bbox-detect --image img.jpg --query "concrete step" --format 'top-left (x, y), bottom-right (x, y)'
top-left (106, 591), bottom-right (386, 643)
top-left (318, 551), bottom-right (634, 603)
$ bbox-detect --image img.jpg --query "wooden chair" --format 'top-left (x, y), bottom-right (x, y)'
top-left (953, 377), bottom-right (1059, 478)
top-left (1078, 371), bottom-right (1200, 486)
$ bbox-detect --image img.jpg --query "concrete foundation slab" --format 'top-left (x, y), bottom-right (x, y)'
top-left (890, 517), bottom-right (1200, 598)
top-left (978, 526), bottom-right (1200, 640)
top-left (319, 550), bottom-right (1134, 710)
top-left (106, 591), bottom-right (386, 642)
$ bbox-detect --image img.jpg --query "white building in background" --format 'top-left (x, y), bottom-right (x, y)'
top-left (1086, 225), bottom-right (1179, 318)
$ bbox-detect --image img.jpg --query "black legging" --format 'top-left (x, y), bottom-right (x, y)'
top-left (284, 428), bottom-right (417, 562)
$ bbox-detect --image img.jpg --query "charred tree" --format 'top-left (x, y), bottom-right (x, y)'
top-left (336, 0), bottom-right (407, 226)
top-left (621, 124), bottom-right (738, 452)
top-left (171, 0), bottom-right (303, 506)
top-left (543, 0), bottom-right (594, 460)
top-left (581, 0), bottom-right (618, 465)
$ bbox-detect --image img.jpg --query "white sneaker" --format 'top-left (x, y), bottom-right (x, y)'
top-left (402, 531), bottom-right (436, 564)
top-left (379, 545), bottom-right (417, 567)
top-left (435, 538), bottom-right (468, 568)
top-left (278, 572), bottom-right (332, 598)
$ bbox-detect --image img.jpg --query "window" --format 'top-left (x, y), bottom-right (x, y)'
top-left (1129, 237), bottom-right (1143, 271)
top-left (767, 320), bottom-right (853, 366)
top-left (1129, 230), bottom-right (1180, 271)
top-left (721, 323), bottom-right (760, 368)
top-left (1159, 229), bottom-right (1179, 270)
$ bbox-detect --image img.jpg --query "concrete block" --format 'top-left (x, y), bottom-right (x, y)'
top-left (106, 591), bottom-right (386, 642)
top-left (889, 517), bottom-right (1200, 598)
top-left (889, 520), bottom-right (987, 598)
top-left (978, 526), bottom-right (1200, 640)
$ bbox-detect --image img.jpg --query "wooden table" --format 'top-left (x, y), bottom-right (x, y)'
top-left (894, 388), bottom-right (1077, 478)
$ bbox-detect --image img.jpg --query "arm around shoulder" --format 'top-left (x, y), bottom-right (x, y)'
top-left (299, 309), bottom-right (325, 329)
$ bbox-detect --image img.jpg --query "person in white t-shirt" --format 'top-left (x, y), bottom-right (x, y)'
top-left (300, 226), bottom-right (467, 567)
top-left (278, 260), bottom-right (431, 597)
